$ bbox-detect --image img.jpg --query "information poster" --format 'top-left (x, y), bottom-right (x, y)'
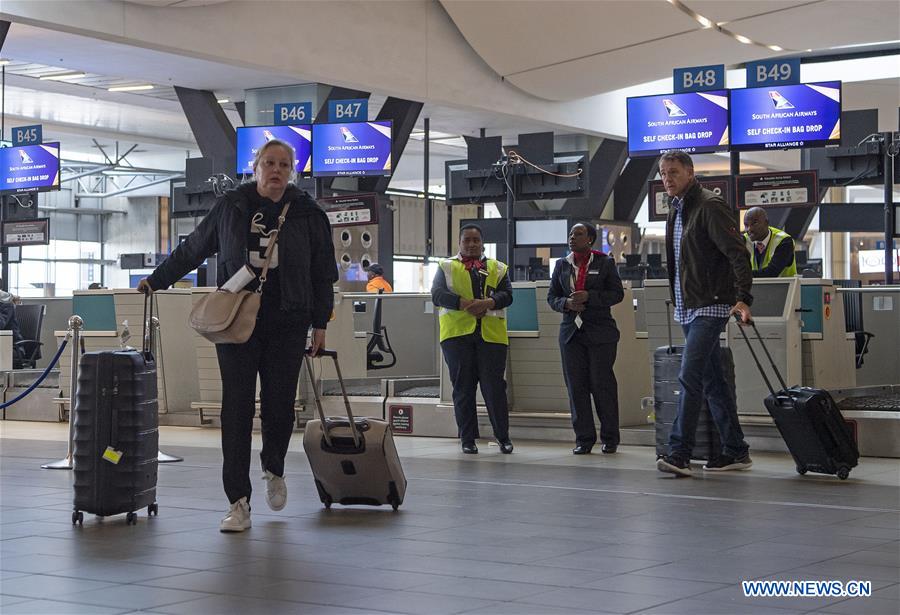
top-left (2, 217), bottom-right (50, 247)
top-left (312, 121), bottom-right (392, 177)
top-left (730, 81), bottom-right (841, 151)
top-left (626, 91), bottom-right (729, 157)
top-left (0, 143), bottom-right (60, 195)
top-left (736, 170), bottom-right (818, 209)
top-left (647, 176), bottom-right (732, 222)
top-left (319, 193), bottom-right (379, 227)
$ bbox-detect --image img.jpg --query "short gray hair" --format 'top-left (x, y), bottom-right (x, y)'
top-left (252, 138), bottom-right (297, 182)
top-left (659, 150), bottom-right (694, 169)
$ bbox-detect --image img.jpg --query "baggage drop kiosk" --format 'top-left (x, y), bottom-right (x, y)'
top-left (798, 279), bottom-right (856, 390)
top-left (727, 278), bottom-right (803, 416)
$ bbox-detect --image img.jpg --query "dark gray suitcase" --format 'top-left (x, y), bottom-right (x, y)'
top-left (72, 296), bottom-right (159, 525)
top-left (654, 301), bottom-right (734, 461)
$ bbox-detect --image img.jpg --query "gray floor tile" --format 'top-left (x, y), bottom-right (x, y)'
top-left (459, 603), bottom-right (614, 615)
top-left (513, 586), bottom-right (673, 613)
top-left (339, 589), bottom-right (498, 614)
top-left (414, 577), bottom-right (556, 601)
top-left (639, 597), bottom-right (804, 614)
top-left (820, 596), bottom-right (900, 614)
top-left (0, 574), bottom-right (117, 600)
top-left (136, 570), bottom-right (284, 596)
top-left (63, 585), bottom-right (216, 610)
top-left (0, 599), bottom-right (130, 614)
top-left (579, 572), bottom-right (728, 599)
top-left (153, 594), bottom-right (370, 614)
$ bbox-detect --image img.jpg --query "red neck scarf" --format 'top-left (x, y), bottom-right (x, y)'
top-left (573, 249), bottom-right (604, 290)
top-left (460, 255), bottom-right (485, 271)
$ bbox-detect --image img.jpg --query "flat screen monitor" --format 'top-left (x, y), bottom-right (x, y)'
top-left (0, 142), bottom-right (61, 195)
top-left (311, 121), bottom-right (392, 177)
top-left (515, 219), bottom-right (569, 246)
top-left (626, 90), bottom-right (729, 157)
top-left (730, 81), bottom-right (841, 151)
top-left (235, 125), bottom-right (312, 176)
top-left (750, 281), bottom-right (790, 318)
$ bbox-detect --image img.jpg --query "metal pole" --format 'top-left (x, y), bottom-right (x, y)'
top-left (42, 315), bottom-right (82, 469)
top-left (730, 151), bottom-right (741, 226)
top-left (506, 173), bottom-right (515, 270)
top-left (152, 314), bottom-right (183, 463)
top-left (884, 132), bottom-right (895, 285)
top-left (424, 117), bottom-right (432, 262)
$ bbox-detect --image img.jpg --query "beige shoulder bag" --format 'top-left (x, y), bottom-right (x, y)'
top-left (189, 202), bottom-right (290, 344)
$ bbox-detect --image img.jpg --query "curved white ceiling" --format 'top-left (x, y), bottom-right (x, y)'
top-left (122, 1), bottom-right (231, 6)
top-left (440, 0), bottom-right (900, 101)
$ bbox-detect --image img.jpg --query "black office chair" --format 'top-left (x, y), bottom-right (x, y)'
top-left (13, 303), bottom-right (45, 369)
top-left (834, 280), bottom-right (874, 369)
top-left (366, 291), bottom-right (396, 370)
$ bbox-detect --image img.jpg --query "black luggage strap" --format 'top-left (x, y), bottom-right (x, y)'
top-left (732, 314), bottom-right (789, 397)
top-left (141, 292), bottom-right (155, 359)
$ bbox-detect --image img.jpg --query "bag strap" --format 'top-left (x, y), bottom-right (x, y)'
top-left (256, 202), bottom-right (291, 294)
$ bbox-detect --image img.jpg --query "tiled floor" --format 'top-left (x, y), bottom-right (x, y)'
top-left (1, 421), bottom-right (898, 615)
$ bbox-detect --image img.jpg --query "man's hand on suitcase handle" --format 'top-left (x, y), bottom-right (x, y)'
top-left (307, 328), bottom-right (328, 357)
top-left (136, 279), bottom-right (154, 295)
top-left (730, 301), bottom-right (752, 325)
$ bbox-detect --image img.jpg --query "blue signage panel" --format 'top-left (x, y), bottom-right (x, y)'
top-left (673, 64), bottom-right (725, 93)
top-left (0, 142), bottom-right (61, 195)
top-left (235, 125), bottom-right (312, 175)
top-left (11, 124), bottom-right (42, 147)
top-left (730, 80), bottom-right (841, 151)
top-left (328, 99), bottom-right (368, 122)
top-left (746, 58), bottom-right (801, 88)
top-left (312, 121), bottom-right (392, 177)
top-left (273, 102), bottom-right (312, 125)
top-left (626, 90), bottom-right (729, 157)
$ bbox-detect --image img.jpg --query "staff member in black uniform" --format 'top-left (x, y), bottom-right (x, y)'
top-left (431, 224), bottom-right (514, 454)
top-left (548, 223), bottom-right (625, 454)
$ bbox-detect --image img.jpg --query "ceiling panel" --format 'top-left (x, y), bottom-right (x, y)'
top-left (684, 0), bottom-right (813, 23)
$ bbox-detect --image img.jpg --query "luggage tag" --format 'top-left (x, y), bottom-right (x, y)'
top-left (102, 446), bottom-right (124, 465)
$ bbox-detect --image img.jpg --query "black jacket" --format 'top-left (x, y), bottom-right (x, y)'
top-left (547, 251), bottom-right (624, 345)
top-left (747, 233), bottom-right (795, 278)
top-left (665, 181), bottom-right (753, 308)
top-left (147, 183), bottom-right (338, 328)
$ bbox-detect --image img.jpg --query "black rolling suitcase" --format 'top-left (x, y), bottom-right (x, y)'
top-left (72, 295), bottom-right (159, 525)
top-left (733, 316), bottom-right (859, 480)
top-left (654, 301), bottom-right (733, 461)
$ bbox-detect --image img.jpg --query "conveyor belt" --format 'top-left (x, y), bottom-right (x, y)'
top-left (837, 394), bottom-right (900, 412)
top-left (322, 384), bottom-right (382, 397)
top-left (393, 386), bottom-right (439, 398)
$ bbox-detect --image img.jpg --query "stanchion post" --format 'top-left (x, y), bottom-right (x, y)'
top-left (42, 315), bottom-right (82, 470)
top-left (151, 315), bottom-right (182, 463)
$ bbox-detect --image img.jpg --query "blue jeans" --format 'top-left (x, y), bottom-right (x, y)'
top-left (668, 316), bottom-right (749, 459)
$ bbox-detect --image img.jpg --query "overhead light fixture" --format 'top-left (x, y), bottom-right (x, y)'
top-left (768, 45), bottom-right (784, 52)
top-left (40, 72), bottom-right (86, 81)
top-left (695, 15), bottom-right (713, 28)
top-left (108, 84), bottom-right (154, 92)
top-left (0, 59), bottom-right (10, 66)
top-left (217, 98), bottom-right (230, 104)
top-left (735, 34), bottom-right (753, 44)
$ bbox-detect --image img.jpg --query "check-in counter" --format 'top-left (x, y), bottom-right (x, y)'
top-left (20, 296), bottom-right (71, 370)
top-left (797, 279), bottom-right (856, 390)
top-left (836, 286), bottom-right (900, 387)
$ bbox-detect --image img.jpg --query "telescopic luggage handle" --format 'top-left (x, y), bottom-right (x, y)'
top-left (731, 314), bottom-right (790, 397)
top-left (141, 292), bottom-right (155, 357)
top-left (664, 300), bottom-right (675, 354)
top-left (303, 348), bottom-right (361, 448)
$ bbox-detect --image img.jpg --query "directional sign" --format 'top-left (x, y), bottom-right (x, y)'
top-left (746, 58), bottom-right (801, 88)
top-left (673, 64), bottom-right (725, 93)
top-left (11, 125), bottom-right (42, 147)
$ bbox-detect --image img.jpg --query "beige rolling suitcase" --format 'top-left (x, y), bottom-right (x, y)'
top-left (302, 349), bottom-right (406, 510)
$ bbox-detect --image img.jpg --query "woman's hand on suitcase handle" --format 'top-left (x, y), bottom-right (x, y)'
top-left (731, 301), bottom-right (752, 325)
top-left (136, 279), bottom-right (154, 295)
top-left (308, 328), bottom-right (326, 357)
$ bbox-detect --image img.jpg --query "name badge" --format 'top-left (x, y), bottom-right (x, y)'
top-left (588, 270), bottom-right (599, 275)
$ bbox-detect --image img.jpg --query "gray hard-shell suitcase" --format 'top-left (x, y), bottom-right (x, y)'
top-left (72, 294), bottom-right (159, 526)
top-left (654, 301), bottom-right (735, 461)
top-left (302, 349), bottom-right (406, 510)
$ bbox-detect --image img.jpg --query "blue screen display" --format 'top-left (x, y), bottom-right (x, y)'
top-left (0, 142), bottom-right (61, 195)
top-left (235, 125), bottom-right (312, 175)
top-left (312, 121), bottom-right (392, 177)
top-left (626, 91), bottom-right (729, 157)
top-left (730, 81), bottom-right (841, 151)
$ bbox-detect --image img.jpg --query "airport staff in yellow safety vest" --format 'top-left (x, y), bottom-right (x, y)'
top-left (431, 223), bottom-right (514, 455)
top-left (743, 207), bottom-right (798, 278)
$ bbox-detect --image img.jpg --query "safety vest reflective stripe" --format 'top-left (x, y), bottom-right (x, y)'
top-left (438, 258), bottom-right (509, 344)
top-left (745, 227), bottom-right (797, 277)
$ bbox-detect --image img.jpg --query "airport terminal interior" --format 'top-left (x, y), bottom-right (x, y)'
top-left (0, 1), bottom-right (898, 614)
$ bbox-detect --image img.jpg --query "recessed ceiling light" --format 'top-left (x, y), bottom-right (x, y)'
top-left (108, 84), bottom-right (154, 92)
top-left (768, 45), bottom-right (784, 51)
top-left (40, 72), bottom-right (86, 81)
top-left (217, 98), bottom-right (230, 104)
top-left (735, 34), bottom-right (753, 44)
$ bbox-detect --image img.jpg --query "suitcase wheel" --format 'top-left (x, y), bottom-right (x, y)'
top-left (72, 511), bottom-right (84, 526)
top-left (323, 495), bottom-right (333, 510)
top-left (126, 511), bottom-right (137, 525)
top-left (390, 499), bottom-right (399, 512)
top-left (796, 466), bottom-right (807, 475)
top-left (148, 502), bottom-right (159, 516)
top-left (837, 466), bottom-right (850, 481)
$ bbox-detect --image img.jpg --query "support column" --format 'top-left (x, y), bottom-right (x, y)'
top-left (174, 86), bottom-right (236, 159)
top-left (561, 139), bottom-right (627, 220)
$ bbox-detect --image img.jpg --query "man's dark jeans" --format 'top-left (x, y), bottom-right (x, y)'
top-left (668, 316), bottom-right (749, 460)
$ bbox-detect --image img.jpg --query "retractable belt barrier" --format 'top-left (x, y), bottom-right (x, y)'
top-left (0, 339), bottom-right (68, 410)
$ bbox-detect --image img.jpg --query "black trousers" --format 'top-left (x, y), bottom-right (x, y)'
top-left (216, 304), bottom-right (309, 504)
top-left (560, 333), bottom-right (620, 447)
top-left (440, 333), bottom-right (510, 444)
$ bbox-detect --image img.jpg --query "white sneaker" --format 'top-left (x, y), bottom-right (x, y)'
top-left (262, 470), bottom-right (287, 511)
top-left (219, 497), bottom-right (251, 533)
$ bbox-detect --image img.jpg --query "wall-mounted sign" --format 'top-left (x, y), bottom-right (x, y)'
top-left (746, 58), bottom-right (801, 88)
top-left (735, 170), bottom-right (818, 209)
top-left (647, 175), bottom-right (733, 222)
top-left (2, 217), bottom-right (50, 247)
top-left (626, 90), bottom-right (729, 157)
top-left (673, 64), bottom-right (725, 93)
top-left (311, 121), bottom-right (392, 177)
top-left (273, 101), bottom-right (312, 125)
top-left (857, 249), bottom-right (899, 274)
top-left (388, 404), bottom-right (413, 434)
top-left (319, 193), bottom-right (379, 227)
top-left (11, 124), bottom-right (42, 147)
top-left (328, 98), bottom-right (368, 122)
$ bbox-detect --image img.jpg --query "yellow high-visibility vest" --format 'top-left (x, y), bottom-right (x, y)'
top-left (744, 227), bottom-right (797, 277)
top-left (438, 257), bottom-right (509, 344)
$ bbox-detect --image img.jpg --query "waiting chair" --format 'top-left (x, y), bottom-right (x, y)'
top-left (366, 291), bottom-right (396, 370)
top-left (13, 303), bottom-right (45, 369)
